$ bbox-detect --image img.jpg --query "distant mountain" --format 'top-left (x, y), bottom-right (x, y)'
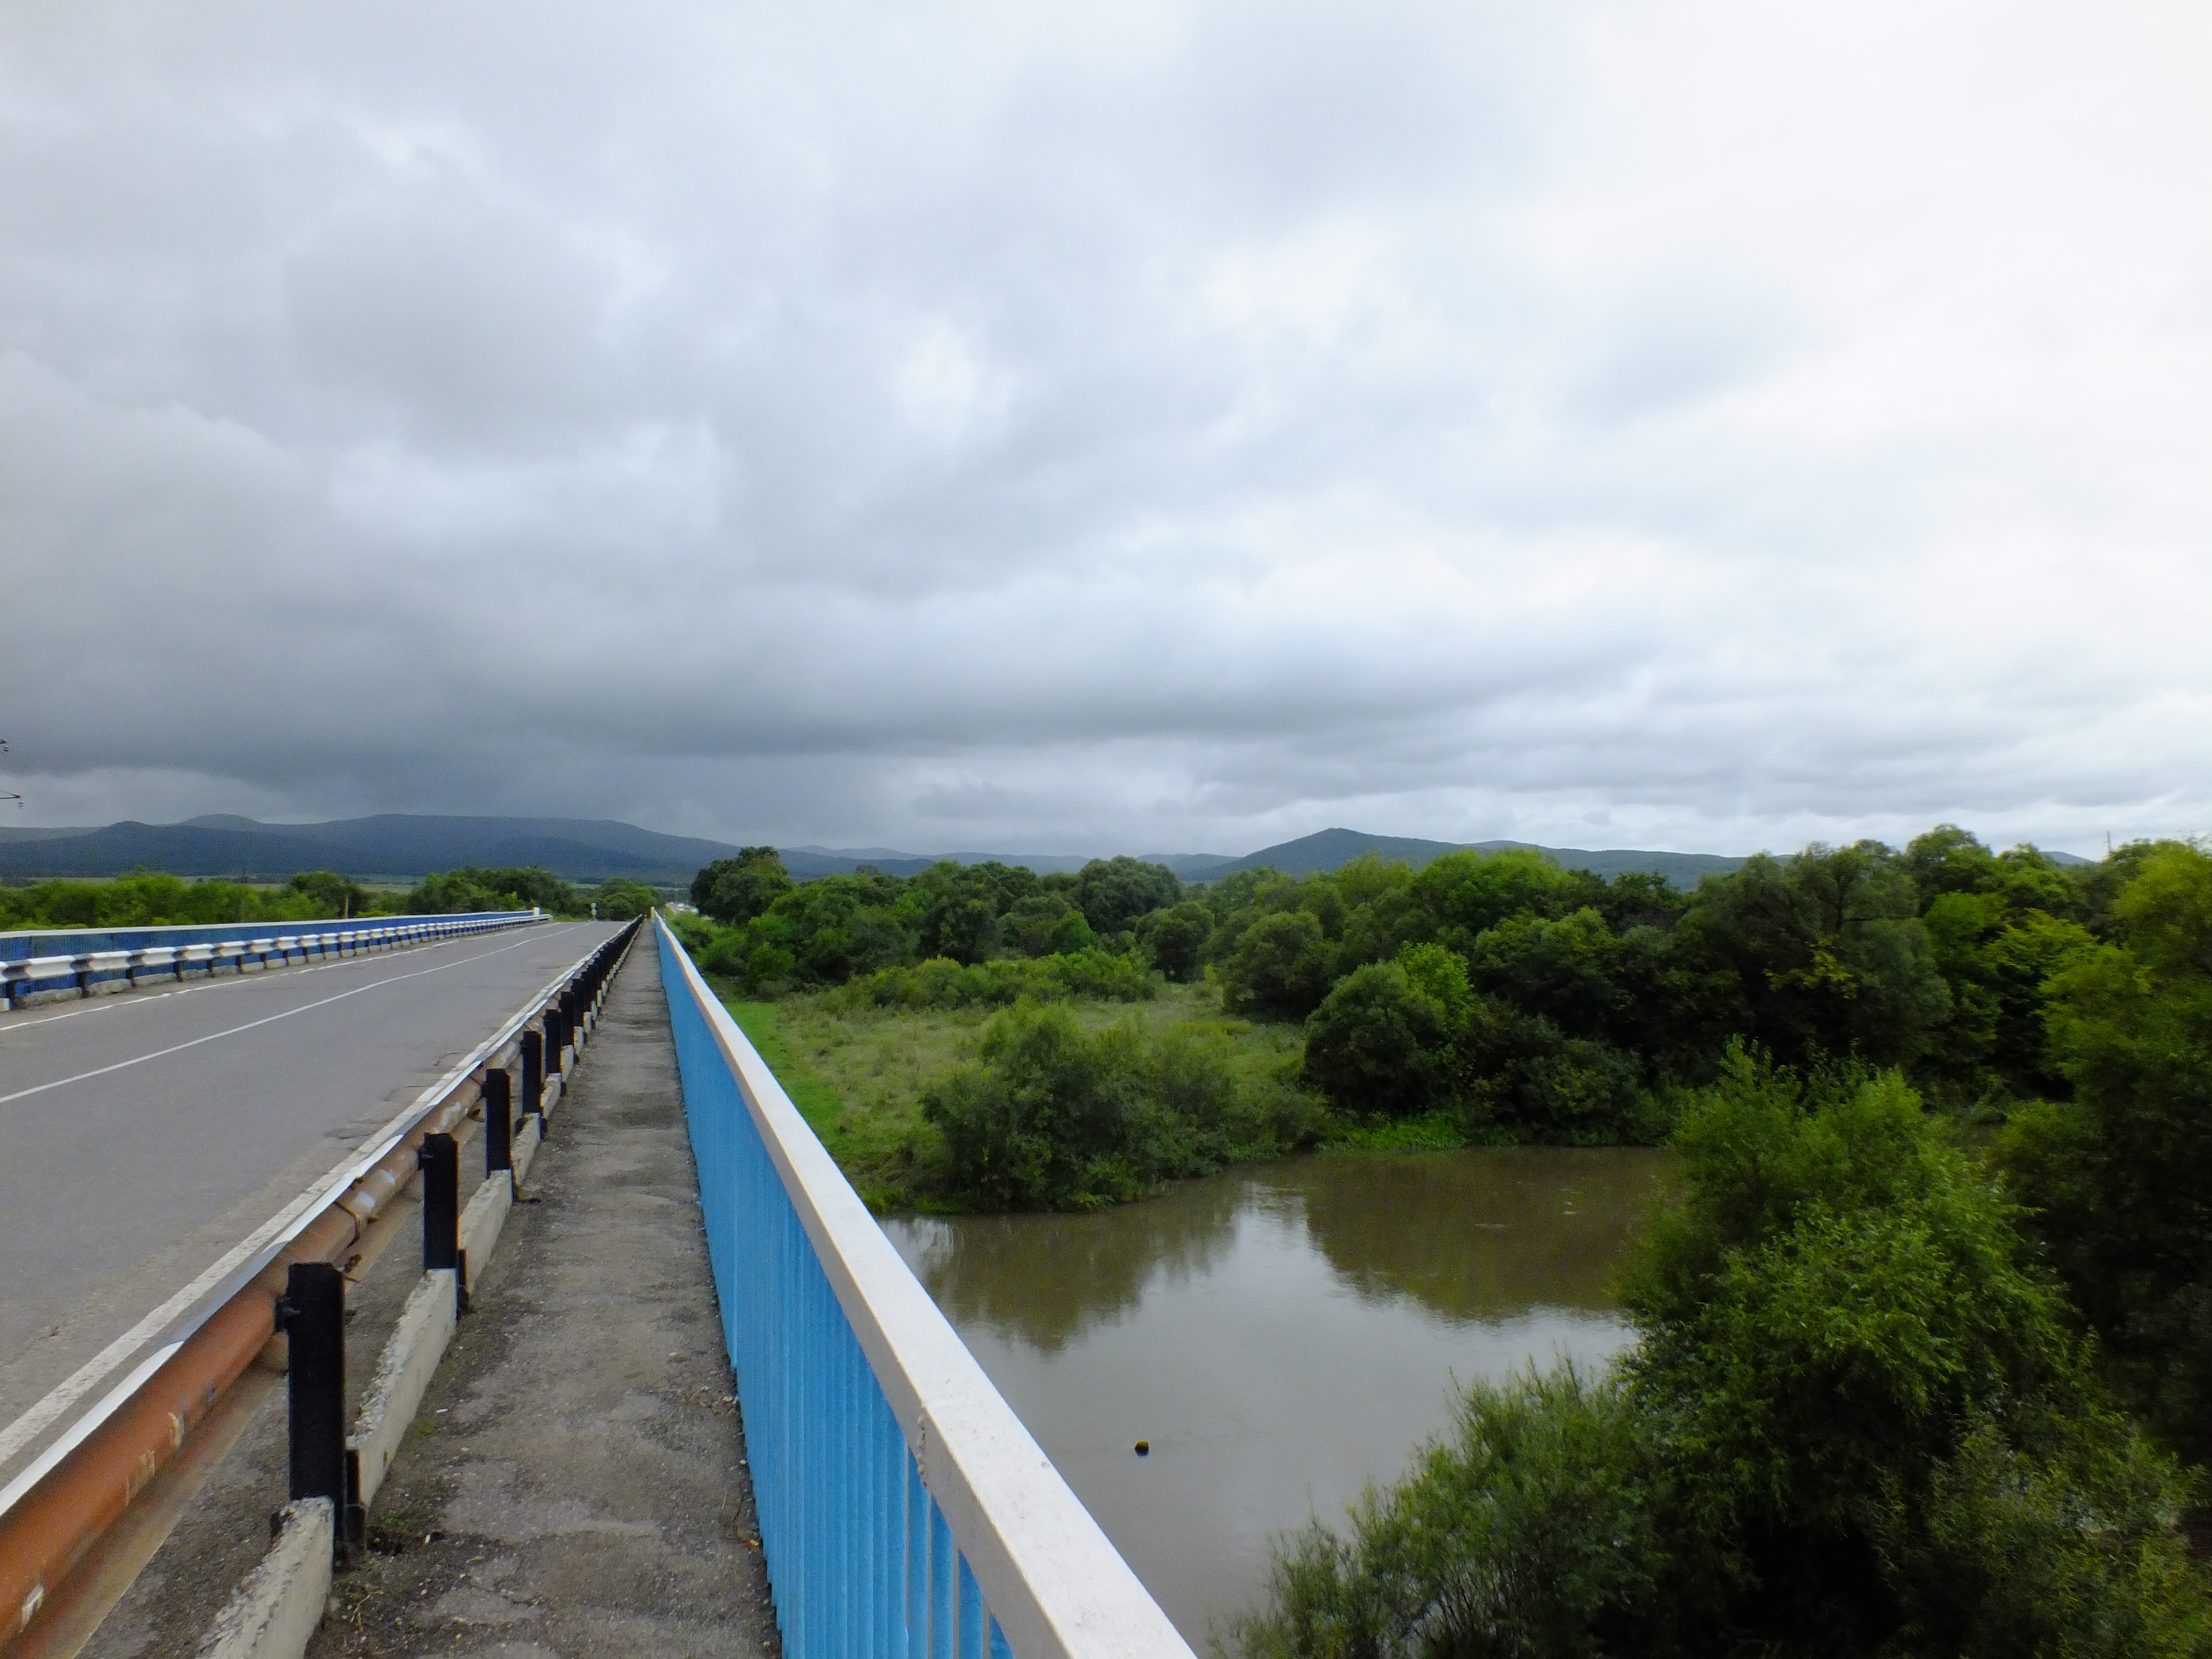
top-left (0, 814), bottom-right (751, 883)
top-left (1194, 827), bottom-right (1745, 888)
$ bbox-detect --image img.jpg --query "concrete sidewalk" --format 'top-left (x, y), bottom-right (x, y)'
top-left (302, 938), bottom-right (776, 1659)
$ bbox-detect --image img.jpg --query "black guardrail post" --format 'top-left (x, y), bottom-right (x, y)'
top-left (483, 1068), bottom-right (512, 1178)
top-left (278, 1260), bottom-right (349, 1558)
top-left (421, 1133), bottom-right (458, 1274)
top-left (520, 1027), bottom-right (543, 1126)
top-left (421, 1130), bottom-right (466, 1312)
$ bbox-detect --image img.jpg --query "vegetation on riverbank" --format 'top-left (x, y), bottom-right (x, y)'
top-left (1239, 1051), bottom-right (2212, 1659)
top-left (712, 982), bottom-right (1313, 1211)
top-left (670, 828), bottom-right (2162, 1208)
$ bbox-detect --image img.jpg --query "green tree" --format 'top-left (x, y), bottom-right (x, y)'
top-left (1073, 856), bottom-right (1183, 938)
top-left (1002, 893), bottom-right (1085, 957)
top-left (1221, 910), bottom-right (1332, 1020)
top-left (1624, 1053), bottom-right (2198, 1656)
top-left (1137, 901), bottom-right (1214, 982)
top-left (2005, 842), bottom-right (2212, 1460)
top-left (405, 866), bottom-right (578, 915)
top-left (921, 1003), bottom-right (1147, 1209)
top-left (1302, 952), bottom-right (1463, 1118)
top-left (693, 847), bottom-right (793, 926)
top-left (1409, 847), bottom-right (1577, 951)
top-left (287, 869), bottom-right (373, 917)
top-left (1674, 842), bottom-right (1951, 1069)
top-left (592, 878), bottom-right (660, 919)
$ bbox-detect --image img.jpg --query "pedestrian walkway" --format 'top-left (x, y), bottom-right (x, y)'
top-left (297, 939), bottom-right (777, 1657)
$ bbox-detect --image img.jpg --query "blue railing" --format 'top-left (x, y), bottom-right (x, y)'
top-left (656, 917), bottom-right (1192, 1659)
top-left (0, 910), bottom-right (541, 1008)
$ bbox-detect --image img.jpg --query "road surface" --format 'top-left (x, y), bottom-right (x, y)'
top-left (0, 920), bottom-right (622, 1435)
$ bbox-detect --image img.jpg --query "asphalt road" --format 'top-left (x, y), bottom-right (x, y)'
top-left (0, 920), bottom-right (623, 1434)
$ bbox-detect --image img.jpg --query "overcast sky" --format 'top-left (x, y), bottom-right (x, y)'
top-left (3, 0), bottom-right (2206, 858)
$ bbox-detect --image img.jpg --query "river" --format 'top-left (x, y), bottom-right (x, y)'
top-left (881, 1145), bottom-right (1671, 1648)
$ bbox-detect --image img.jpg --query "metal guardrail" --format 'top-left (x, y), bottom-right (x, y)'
top-left (0, 911), bottom-right (541, 1009)
top-left (0, 919), bottom-right (631, 1657)
top-left (656, 916), bottom-right (1194, 1659)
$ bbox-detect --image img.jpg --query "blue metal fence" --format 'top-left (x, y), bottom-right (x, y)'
top-left (655, 917), bottom-right (1192, 1659)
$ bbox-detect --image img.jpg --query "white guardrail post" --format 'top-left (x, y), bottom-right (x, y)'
top-left (654, 917), bottom-right (1194, 1659)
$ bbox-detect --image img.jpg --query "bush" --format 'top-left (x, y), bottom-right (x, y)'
top-left (592, 878), bottom-right (660, 919)
top-left (1301, 961), bottom-right (1458, 1118)
top-left (840, 949), bottom-right (1159, 1012)
top-left (1238, 1366), bottom-right (1658, 1659)
top-left (922, 1005), bottom-right (1150, 1209)
top-left (1221, 910), bottom-right (1332, 1019)
top-left (1242, 1053), bottom-right (2212, 1659)
top-left (1138, 901), bottom-right (1213, 982)
top-left (919, 1002), bottom-right (1319, 1210)
top-left (405, 866), bottom-right (578, 915)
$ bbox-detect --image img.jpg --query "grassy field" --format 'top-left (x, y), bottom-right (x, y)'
top-left (709, 979), bottom-right (1312, 1211)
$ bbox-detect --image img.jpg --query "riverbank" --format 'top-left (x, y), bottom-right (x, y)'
top-left (709, 978), bottom-right (1312, 1210)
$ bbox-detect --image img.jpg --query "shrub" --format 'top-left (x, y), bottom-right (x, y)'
top-left (1238, 1366), bottom-right (1658, 1659)
top-left (921, 1004), bottom-right (1149, 1209)
top-left (1301, 961), bottom-right (1458, 1118)
top-left (1243, 1053), bottom-right (2212, 1659)
top-left (840, 949), bottom-right (1157, 1012)
top-left (1138, 901), bottom-right (1214, 982)
top-left (1221, 910), bottom-right (1332, 1019)
top-left (592, 878), bottom-right (660, 919)
top-left (918, 1002), bottom-right (1319, 1210)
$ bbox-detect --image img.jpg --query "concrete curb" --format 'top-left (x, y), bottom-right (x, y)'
top-left (511, 1115), bottom-right (543, 1186)
top-left (193, 1498), bottom-right (332, 1659)
top-left (457, 1175), bottom-right (512, 1295)
top-left (347, 1273), bottom-right (457, 1515)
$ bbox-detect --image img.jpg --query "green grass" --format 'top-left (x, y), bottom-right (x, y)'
top-left (711, 980), bottom-right (1311, 1211)
top-left (1320, 1110), bottom-right (1477, 1153)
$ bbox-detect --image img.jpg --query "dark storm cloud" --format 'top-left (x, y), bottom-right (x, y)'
top-left (2, 0), bottom-right (2208, 856)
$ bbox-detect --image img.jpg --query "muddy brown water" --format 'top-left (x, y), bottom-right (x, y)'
top-left (882, 1145), bottom-right (1672, 1648)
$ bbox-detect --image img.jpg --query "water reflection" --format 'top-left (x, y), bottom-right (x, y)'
top-left (883, 1147), bottom-right (1672, 1646)
top-left (1297, 1147), bottom-right (1669, 1320)
top-left (896, 1177), bottom-right (1248, 1352)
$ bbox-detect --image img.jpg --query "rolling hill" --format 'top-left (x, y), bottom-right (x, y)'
top-left (1173, 827), bottom-right (1745, 887)
top-left (0, 814), bottom-right (1755, 889)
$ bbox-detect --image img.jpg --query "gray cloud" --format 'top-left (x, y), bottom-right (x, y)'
top-left (3, 0), bottom-right (2208, 859)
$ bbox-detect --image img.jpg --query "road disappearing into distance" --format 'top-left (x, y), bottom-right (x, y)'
top-left (0, 920), bottom-right (624, 1436)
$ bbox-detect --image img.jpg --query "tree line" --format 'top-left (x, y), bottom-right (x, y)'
top-left (1226, 834), bottom-right (2212, 1657)
top-left (682, 829), bottom-right (2139, 1153)
top-left (1, 865), bottom-right (662, 929)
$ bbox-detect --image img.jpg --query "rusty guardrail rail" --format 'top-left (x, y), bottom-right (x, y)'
top-left (0, 918), bottom-right (639, 1656)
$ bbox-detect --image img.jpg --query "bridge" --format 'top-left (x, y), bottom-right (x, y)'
top-left (0, 914), bottom-right (1194, 1659)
